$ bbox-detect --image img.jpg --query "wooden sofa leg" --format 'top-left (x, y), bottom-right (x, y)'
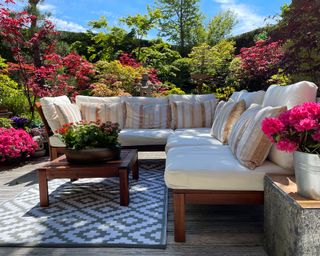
top-left (173, 192), bottom-right (186, 242)
top-left (50, 146), bottom-right (58, 161)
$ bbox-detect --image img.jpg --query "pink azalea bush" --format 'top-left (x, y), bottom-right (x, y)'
top-left (0, 128), bottom-right (38, 162)
top-left (262, 102), bottom-right (320, 153)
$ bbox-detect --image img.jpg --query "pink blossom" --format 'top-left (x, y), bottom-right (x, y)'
top-left (0, 128), bottom-right (38, 162)
top-left (276, 139), bottom-right (298, 153)
top-left (312, 129), bottom-right (320, 142)
top-left (261, 117), bottom-right (284, 139)
top-left (294, 118), bottom-right (318, 132)
top-left (262, 102), bottom-right (320, 154)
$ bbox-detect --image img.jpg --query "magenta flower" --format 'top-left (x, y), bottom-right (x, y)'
top-left (276, 139), bottom-right (298, 153)
top-left (262, 102), bottom-right (320, 154)
top-left (0, 128), bottom-right (38, 162)
top-left (312, 129), bottom-right (320, 142)
top-left (262, 117), bottom-right (285, 139)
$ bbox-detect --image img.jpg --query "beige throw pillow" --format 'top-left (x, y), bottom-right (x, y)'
top-left (210, 100), bottom-right (246, 144)
top-left (171, 100), bottom-right (217, 129)
top-left (235, 105), bottom-right (287, 169)
top-left (228, 104), bottom-right (261, 155)
top-left (79, 102), bottom-right (125, 128)
top-left (54, 103), bottom-right (82, 128)
top-left (125, 102), bottom-right (171, 129)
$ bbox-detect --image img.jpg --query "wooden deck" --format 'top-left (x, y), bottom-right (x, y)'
top-left (0, 153), bottom-right (267, 256)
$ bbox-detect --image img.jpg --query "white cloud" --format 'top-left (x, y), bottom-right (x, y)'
top-left (38, 3), bottom-right (57, 14)
top-left (48, 17), bottom-right (87, 33)
top-left (213, 0), bottom-right (269, 35)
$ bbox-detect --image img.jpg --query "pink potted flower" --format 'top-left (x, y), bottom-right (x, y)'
top-left (262, 102), bottom-right (320, 199)
top-left (0, 128), bottom-right (38, 163)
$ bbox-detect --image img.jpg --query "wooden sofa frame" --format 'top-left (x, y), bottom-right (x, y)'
top-left (35, 102), bottom-right (165, 160)
top-left (36, 101), bottom-right (264, 243)
top-left (173, 190), bottom-right (264, 242)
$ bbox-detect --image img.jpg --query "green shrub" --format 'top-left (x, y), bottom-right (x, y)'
top-left (91, 60), bottom-right (146, 96)
top-left (188, 40), bottom-right (235, 93)
top-left (171, 58), bottom-right (192, 91)
top-left (225, 57), bottom-right (243, 89)
top-left (0, 118), bottom-right (13, 128)
top-left (136, 39), bottom-right (181, 82)
top-left (165, 87), bottom-right (186, 95)
top-left (0, 76), bottom-right (29, 117)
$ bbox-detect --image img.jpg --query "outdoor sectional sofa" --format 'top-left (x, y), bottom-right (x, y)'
top-left (37, 81), bottom-right (319, 242)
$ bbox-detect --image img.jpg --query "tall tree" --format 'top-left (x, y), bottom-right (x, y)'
top-left (121, 6), bottom-right (161, 58)
top-left (271, 0), bottom-right (320, 86)
top-left (156, 0), bottom-right (203, 56)
top-left (207, 10), bottom-right (237, 46)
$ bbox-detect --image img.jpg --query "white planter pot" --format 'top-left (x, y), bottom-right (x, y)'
top-left (294, 151), bottom-right (320, 200)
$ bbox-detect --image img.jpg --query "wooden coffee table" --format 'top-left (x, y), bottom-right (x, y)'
top-left (37, 149), bottom-right (138, 207)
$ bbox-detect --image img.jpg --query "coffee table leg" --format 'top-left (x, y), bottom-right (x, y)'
top-left (132, 160), bottom-right (139, 180)
top-left (38, 169), bottom-right (49, 207)
top-left (119, 168), bottom-right (129, 206)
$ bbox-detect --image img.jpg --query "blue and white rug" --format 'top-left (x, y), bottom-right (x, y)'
top-left (0, 161), bottom-right (167, 248)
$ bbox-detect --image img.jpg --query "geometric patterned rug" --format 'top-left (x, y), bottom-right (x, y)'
top-left (0, 160), bottom-right (167, 248)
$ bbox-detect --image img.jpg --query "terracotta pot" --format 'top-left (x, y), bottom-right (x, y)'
top-left (65, 147), bottom-right (121, 164)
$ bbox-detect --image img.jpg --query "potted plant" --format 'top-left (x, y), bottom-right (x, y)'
top-left (0, 127), bottom-right (38, 163)
top-left (262, 102), bottom-right (320, 199)
top-left (57, 121), bottom-right (121, 164)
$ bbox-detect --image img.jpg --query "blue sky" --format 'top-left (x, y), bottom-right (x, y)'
top-left (14, 0), bottom-right (291, 37)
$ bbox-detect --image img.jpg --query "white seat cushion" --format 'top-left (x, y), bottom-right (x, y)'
top-left (174, 128), bottom-right (212, 134)
top-left (49, 135), bottom-right (66, 148)
top-left (118, 129), bottom-right (174, 146)
top-left (166, 129), bottom-right (223, 152)
top-left (165, 146), bottom-right (292, 191)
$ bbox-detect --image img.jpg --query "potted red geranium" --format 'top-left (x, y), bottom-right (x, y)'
top-left (57, 121), bottom-right (121, 164)
top-left (262, 102), bottom-right (320, 199)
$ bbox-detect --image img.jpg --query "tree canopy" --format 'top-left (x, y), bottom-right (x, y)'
top-left (156, 0), bottom-right (203, 56)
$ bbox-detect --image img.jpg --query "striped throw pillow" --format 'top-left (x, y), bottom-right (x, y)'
top-left (228, 104), bottom-right (261, 155)
top-left (235, 105), bottom-right (287, 169)
top-left (79, 102), bottom-right (125, 128)
top-left (54, 103), bottom-right (82, 128)
top-left (210, 100), bottom-right (246, 144)
top-left (125, 102), bottom-right (171, 129)
top-left (171, 101), bottom-right (217, 129)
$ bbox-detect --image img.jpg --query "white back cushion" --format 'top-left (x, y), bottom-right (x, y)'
top-left (230, 90), bottom-right (247, 101)
top-left (238, 91), bottom-right (265, 108)
top-left (230, 90), bottom-right (265, 108)
top-left (123, 96), bottom-right (168, 105)
top-left (76, 95), bottom-right (121, 105)
top-left (262, 81), bottom-right (318, 109)
top-left (169, 94), bottom-right (216, 103)
top-left (263, 81), bottom-right (318, 169)
top-left (40, 96), bottom-right (71, 133)
top-left (54, 103), bottom-right (82, 127)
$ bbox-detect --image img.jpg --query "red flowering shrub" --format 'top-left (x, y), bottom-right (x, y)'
top-left (0, 0), bottom-right (95, 118)
top-left (262, 102), bottom-right (320, 153)
top-left (0, 128), bottom-right (38, 162)
top-left (237, 40), bottom-right (284, 90)
top-left (119, 53), bottom-right (141, 68)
